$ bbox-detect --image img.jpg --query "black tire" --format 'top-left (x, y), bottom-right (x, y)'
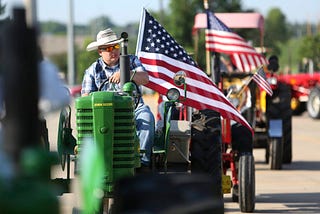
top-left (239, 153), bottom-right (255, 213)
top-left (40, 118), bottom-right (50, 151)
top-left (282, 114), bottom-right (292, 164)
top-left (190, 109), bottom-right (222, 198)
top-left (307, 87), bottom-right (320, 119)
top-left (112, 173), bottom-right (224, 214)
top-left (270, 137), bottom-right (283, 170)
top-left (232, 184), bottom-right (239, 202)
top-left (266, 82), bottom-right (292, 164)
top-left (231, 123), bottom-right (254, 204)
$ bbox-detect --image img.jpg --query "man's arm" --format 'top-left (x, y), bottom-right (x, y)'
top-left (130, 55), bottom-right (149, 86)
top-left (131, 71), bottom-right (149, 86)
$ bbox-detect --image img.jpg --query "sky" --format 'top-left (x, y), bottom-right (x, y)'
top-left (2, 0), bottom-right (320, 26)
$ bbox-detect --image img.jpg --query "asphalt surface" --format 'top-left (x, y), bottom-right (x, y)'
top-left (46, 96), bottom-right (320, 213)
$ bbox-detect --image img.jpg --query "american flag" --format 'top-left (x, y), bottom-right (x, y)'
top-left (136, 8), bottom-right (252, 131)
top-left (253, 66), bottom-right (273, 96)
top-left (205, 11), bottom-right (267, 72)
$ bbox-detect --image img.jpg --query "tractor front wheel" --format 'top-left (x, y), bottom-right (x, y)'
top-left (270, 137), bottom-right (283, 170)
top-left (307, 87), bottom-right (320, 119)
top-left (239, 153), bottom-right (255, 213)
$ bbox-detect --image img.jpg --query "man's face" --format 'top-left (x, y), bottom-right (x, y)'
top-left (98, 43), bottom-right (120, 66)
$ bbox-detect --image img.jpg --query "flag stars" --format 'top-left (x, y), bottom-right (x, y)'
top-left (140, 11), bottom-right (198, 67)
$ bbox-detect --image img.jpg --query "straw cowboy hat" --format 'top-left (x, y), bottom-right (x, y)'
top-left (86, 28), bottom-right (122, 51)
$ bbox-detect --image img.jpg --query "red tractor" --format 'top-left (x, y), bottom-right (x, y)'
top-left (277, 71), bottom-right (320, 118)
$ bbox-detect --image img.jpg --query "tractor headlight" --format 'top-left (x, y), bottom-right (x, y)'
top-left (166, 88), bottom-right (180, 101)
top-left (267, 77), bottom-right (277, 85)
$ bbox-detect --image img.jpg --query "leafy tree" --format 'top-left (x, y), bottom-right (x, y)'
top-left (40, 21), bottom-right (66, 35)
top-left (76, 38), bottom-right (99, 83)
top-left (87, 16), bottom-right (115, 38)
top-left (298, 34), bottom-right (320, 71)
top-left (264, 8), bottom-right (289, 56)
top-left (165, 0), bottom-right (199, 48)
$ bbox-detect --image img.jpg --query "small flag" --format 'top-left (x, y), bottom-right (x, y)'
top-left (253, 66), bottom-right (273, 96)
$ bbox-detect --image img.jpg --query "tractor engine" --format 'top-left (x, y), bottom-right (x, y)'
top-left (75, 91), bottom-right (140, 197)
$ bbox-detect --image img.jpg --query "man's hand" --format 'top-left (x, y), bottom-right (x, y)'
top-left (109, 71), bottom-right (121, 84)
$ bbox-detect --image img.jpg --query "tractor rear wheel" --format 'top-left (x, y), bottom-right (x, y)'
top-left (190, 109), bottom-right (222, 198)
top-left (267, 82), bottom-right (292, 164)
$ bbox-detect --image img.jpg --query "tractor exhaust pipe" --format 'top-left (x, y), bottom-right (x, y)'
top-left (120, 32), bottom-right (130, 87)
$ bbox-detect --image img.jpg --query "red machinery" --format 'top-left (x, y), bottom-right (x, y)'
top-left (277, 72), bottom-right (320, 118)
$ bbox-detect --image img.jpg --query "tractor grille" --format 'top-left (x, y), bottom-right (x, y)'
top-left (76, 108), bottom-right (93, 144)
top-left (113, 107), bottom-right (135, 169)
top-left (75, 92), bottom-right (137, 196)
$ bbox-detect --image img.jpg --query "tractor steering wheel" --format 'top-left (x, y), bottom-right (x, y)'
top-left (98, 78), bottom-right (110, 91)
top-left (98, 78), bottom-right (141, 109)
top-left (131, 81), bottom-right (142, 109)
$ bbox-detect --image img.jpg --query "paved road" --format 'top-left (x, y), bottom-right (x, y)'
top-left (47, 97), bottom-right (320, 213)
top-left (225, 111), bottom-right (320, 213)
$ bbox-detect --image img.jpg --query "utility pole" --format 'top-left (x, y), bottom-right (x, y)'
top-left (23, 0), bottom-right (37, 28)
top-left (67, 0), bottom-right (75, 85)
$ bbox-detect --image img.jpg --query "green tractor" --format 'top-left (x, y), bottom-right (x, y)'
top-left (62, 72), bottom-right (224, 213)
top-left (57, 33), bottom-right (224, 213)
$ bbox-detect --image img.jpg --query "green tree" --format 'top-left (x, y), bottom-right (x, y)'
top-left (298, 34), bottom-right (320, 71)
top-left (76, 38), bottom-right (99, 83)
top-left (87, 16), bottom-right (115, 38)
top-left (40, 21), bottom-right (67, 35)
top-left (264, 8), bottom-right (289, 56)
top-left (165, 0), bottom-right (198, 48)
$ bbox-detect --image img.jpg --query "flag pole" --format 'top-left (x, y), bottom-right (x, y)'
top-left (204, 0), bottom-right (211, 77)
top-left (235, 75), bottom-right (254, 98)
top-left (235, 65), bottom-right (264, 98)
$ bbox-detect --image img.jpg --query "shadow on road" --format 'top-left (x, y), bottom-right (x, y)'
top-left (255, 192), bottom-right (320, 213)
top-left (253, 160), bottom-right (320, 171)
top-left (284, 161), bottom-right (320, 171)
top-left (225, 192), bottom-right (320, 213)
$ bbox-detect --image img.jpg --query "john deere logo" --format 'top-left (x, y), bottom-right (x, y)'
top-left (94, 103), bottom-right (113, 107)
